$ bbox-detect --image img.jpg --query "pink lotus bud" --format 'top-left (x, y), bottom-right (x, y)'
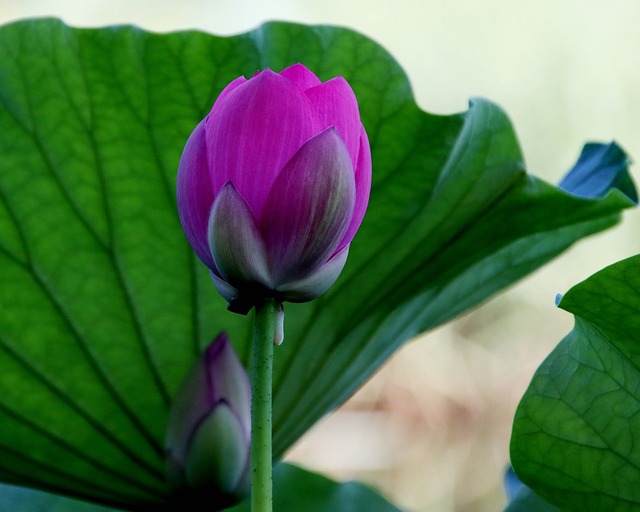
top-left (165, 333), bottom-right (251, 508)
top-left (177, 64), bottom-right (371, 313)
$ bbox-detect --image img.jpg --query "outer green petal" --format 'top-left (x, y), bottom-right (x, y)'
top-left (261, 127), bottom-right (355, 285)
top-left (276, 245), bottom-right (350, 302)
top-left (185, 404), bottom-right (249, 495)
top-left (207, 182), bottom-right (272, 291)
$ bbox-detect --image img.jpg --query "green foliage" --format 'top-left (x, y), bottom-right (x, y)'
top-left (0, 484), bottom-right (117, 512)
top-left (511, 255), bottom-right (640, 511)
top-left (0, 17), bottom-right (634, 510)
top-left (229, 463), bottom-right (403, 512)
top-left (0, 464), bottom-right (402, 512)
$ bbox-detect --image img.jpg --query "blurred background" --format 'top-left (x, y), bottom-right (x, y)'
top-left (1, 1), bottom-right (639, 510)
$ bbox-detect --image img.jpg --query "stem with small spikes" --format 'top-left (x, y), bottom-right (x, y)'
top-left (250, 297), bottom-right (279, 512)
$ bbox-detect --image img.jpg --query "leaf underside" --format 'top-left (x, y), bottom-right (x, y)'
top-left (0, 18), bottom-right (634, 510)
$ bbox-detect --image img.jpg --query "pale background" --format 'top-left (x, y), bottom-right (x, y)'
top-left (2, 1), bottom-right (640, 511)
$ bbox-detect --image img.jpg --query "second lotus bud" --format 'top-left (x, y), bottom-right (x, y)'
top-left (165, 333), bottom-right (251, 509)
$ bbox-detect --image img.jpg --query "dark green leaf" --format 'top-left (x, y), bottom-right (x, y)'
top-left (0, 483), bottom-right (119, 512)
top-left (0, 464), bottom-right (402, 512)
top-left (510, 255), bottom-right (640, 511)
top-left (228, 463), bottom-right (403, 512)
top-left (0, 18), bottom-right (634, 508)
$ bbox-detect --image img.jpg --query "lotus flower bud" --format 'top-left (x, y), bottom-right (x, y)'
top-left (177, 63), bottom-right (371, 314)
top-left (165, 333), bottom-right (250, 509)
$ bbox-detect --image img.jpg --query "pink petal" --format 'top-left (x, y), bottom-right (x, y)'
top-left (276, 245), bottom-right (350, 302)
top-left (165, 332), bottom-right (248, 461)
top-left (261, 127), bottom-right (356, 285)
top-left (165, 332), bottom-right (251, 494)
top-left (205, 70), bottom-right (322, 219)
top-left (305, 76), bottom-right (362, 167)
top-left (204, 334), bottom-right (251, 435)
top-left (279, 63), bottom-right (322, 91)
top-left (338, 126), bottom-right (372, 251)
top-left (211, 76), bottom-right (248, 112)
top-left (207, 182), bottom-right (272, 290)
top-left (176, 119), bottom-right (215, 269)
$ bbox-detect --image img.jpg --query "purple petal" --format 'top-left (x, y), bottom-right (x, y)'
top-left (208, 182), bottom-right (272, 290)
top-left (211, 76), bottom-right (247, 109)
top-left (279, 63), bottom-right (322, 91)
top-left (261, 127), bottom-right (356, 284)
top-left (276, 245), bottom-right (350, 301)
top-left (205, 334), bottom-right (251, 436)
top-left (165, 332), bottom-right (248, 462)
top-left (205, 70), bottom-right (322, 219)
top-left (338, 126), bottom-right (372, 251)
top-left (165, 343), bottom-right (210, 463)
top-left (165, 333), bottom-right (251, 494)
top-left (305, 77), bottom-right (362, 167)
top-left (176, 119), bottom-right (216, 269)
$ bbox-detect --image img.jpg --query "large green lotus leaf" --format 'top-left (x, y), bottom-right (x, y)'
top-left (510, 255), bottom-right (640, 511)
top-left (0, 463), bottom-right (402, 512)
top-left (0, 484), bottom-right (117, 512)
top-left (0, 18), bottom-right (635, 509)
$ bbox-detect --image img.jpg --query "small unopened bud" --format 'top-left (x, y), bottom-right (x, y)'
top-left (165, 333), bottom-right (250, 509)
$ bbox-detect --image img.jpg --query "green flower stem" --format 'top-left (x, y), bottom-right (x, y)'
top-left (251, 298), bottom-right (278, 512)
